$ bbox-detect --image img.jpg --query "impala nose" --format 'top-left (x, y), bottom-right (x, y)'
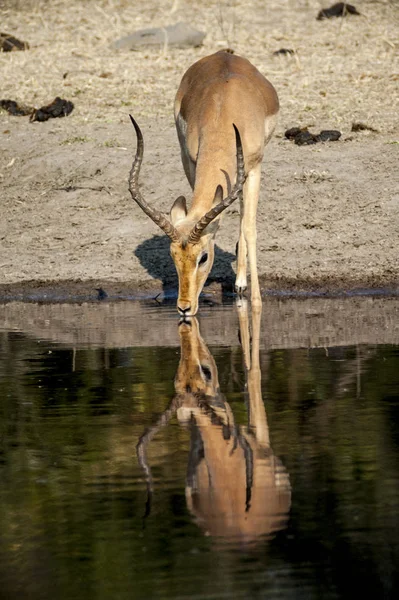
top-left (177, 301), bottom-right (192, 316)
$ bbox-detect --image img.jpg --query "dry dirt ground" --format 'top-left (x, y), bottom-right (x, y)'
top-left (0, 0), bottom-right (398, 301)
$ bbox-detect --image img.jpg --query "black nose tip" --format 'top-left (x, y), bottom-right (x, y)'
top-left (178, 317), bottom-right (192, 327)
top-left (178, 305), bottom-right (191, 315)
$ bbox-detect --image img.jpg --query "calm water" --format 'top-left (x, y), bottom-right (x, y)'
top-left (0, 297), bottom-right (398, 599)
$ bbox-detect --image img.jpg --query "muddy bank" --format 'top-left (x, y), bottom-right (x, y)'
top-left (1, 295), bottom-right (398, 349)
top-left (0, 277), bottom-right (398, 305)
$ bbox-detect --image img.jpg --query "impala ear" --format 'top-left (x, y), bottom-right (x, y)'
top-left (170, 196), bottom-right (187, 225)
top-left (203, 221), bottom-right (220, 237)
top-left (212, 185), bottom-right (224, 207)
top-left (200, 185), bottom-right (223, 236)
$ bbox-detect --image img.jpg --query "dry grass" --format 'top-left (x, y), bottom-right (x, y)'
top-left (0, 0), bottom-right (398, 135)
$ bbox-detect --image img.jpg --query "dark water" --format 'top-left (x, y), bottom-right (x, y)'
top-left (0, 298), bottom-right (398, 599)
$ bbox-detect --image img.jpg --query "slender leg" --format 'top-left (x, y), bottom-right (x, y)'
top-left (236, 296), bottom-right (251, 369)
top-left (235, 115), bottom-right (276, 299)
top-left (235, 192), bottom-right (247, 294)
top-left (236, 298), bottom-right (269, 446)
top-left (239, 163), bottom-right (262, 307)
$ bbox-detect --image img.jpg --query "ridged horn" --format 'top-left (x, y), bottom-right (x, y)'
top-left (187, 124), bottom-right (246, 244)
top-left (128, 115), bottom-right (181, 243)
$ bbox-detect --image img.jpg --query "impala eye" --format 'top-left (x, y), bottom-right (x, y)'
top-left (199, 253), bottom-right (208, 266)
top-left (200, 365), bottom-right (212, 381)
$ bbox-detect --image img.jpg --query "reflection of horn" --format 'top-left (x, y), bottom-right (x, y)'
top-left (136, 397), bottom-right (180, 518)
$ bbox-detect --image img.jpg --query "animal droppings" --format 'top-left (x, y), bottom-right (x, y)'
top-left (0, 99), bottom-right (33, 116)
top-left (285, 127), bottom-right (341, 145)
top-left (1, 97), bottom-right (74, 121)
top-left (317, 3), bottom-right (361, 20)
top-left (30, 97), bottom-right (74, 122)
top-left (294, 131), bottom-right (318, 146)
top-left (0, 32), bottom-right (29, 51)
top-left (285, 127), bottom-right (317, 145)
top-left (315, 130), bottom-right (342, 142)
top-left (285, 127), bottom-right (306, 140)
top-left (351, 122), bottom-right (379, 133)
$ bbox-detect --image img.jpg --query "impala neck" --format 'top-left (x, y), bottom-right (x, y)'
top-left (189, 133), bottom-right (238, 219)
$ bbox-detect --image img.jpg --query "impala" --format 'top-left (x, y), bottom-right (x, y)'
top-left (129, 49), bottom-right (279, 316)
top-left (137, 303), bottom-right (291, 544)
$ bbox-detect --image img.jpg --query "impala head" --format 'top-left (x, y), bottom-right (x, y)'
top-left (169, 191), bottom-right (224, 316)
top-left (128, 115), bottom-right (245, 316)
top-left (175, 317), bottom-right (219, 401)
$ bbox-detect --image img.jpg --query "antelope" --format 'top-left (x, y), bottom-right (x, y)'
top-left (137, 303), bottom-right (291, 545)
top-left (129, 49), bottom-right (279, 316)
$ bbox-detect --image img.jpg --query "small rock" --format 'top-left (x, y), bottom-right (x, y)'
top-left (112, 22), bottom-right (206, 50)
top-left (96, 287), bottom-right (108, 301)
top-left (317, 3), bottom-right (360, 20)
top-left (273, 48), bottom-right (295, 56)
top-left (273, 48), bottom-right (295, 57)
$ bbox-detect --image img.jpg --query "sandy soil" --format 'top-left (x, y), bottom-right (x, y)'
top-left (0, 0), bottom-right (398, 301)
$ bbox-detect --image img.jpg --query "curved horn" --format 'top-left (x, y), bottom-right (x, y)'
top-left (188, 124), bottom-right (246, 244)
top-left (128, 115), bottom-right (181, 243)
top-left (136, 396), bottom-right (181, 518)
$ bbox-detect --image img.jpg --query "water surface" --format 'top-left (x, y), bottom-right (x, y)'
top-left (0, 297), bottom-right (398, 599)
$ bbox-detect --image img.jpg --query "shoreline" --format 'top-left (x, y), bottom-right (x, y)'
top-left (0, 276), bottom-right (397, 304)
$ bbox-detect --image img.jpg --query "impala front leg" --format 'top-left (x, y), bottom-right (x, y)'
top-left (235, 191), bottom-right (248, 295)
top-left (236, 164), bottom-right (262, 306)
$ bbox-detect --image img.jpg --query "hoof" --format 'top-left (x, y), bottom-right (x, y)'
top-left (235, 296), bottom-right (248, 310)
top-left (235, 284), bottom-right (247, 295)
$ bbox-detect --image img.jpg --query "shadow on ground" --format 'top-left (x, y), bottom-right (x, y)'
top-left (134, 235), bottom-right (236, 297)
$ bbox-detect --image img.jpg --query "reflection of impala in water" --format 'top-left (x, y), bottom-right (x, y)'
top-left (137, 302), bottom-right (291, 544)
